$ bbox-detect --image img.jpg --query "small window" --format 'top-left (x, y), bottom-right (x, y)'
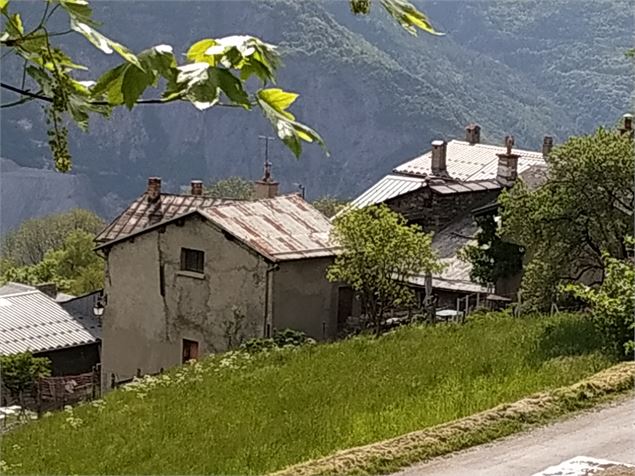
top-left (182, 339), bottom-right (199, 363)
top-left (180, 248), bottom-right (204, 274)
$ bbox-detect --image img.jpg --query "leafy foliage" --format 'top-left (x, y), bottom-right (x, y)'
top-left (327, 204), bottom-right (441, 335)
top-left (0, 209), bottom-right (103, 266)
top-left (240, 328), bottom-right (315, 353)
top-left (500, 125), bottom-right (634, 310)
top-left (460, 213), bottom-right (524, 286)
top-left (1, 228), bottom-right (104, 295)
top-left (312, 196), bottom-right (348, 218)
top-left (1, 0), bottom-right (437, 170)
top-left (565, 246), bottom-right (635, 359)
top-left (0, 352), bottom-right (51, 404)
top-left (204, 176), bottom-right (254, 200)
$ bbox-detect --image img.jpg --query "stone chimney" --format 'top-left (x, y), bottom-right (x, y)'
top-left (254, 160), bottom-right (279, 199)
top-left (496, 136), bottom-right (520, 187)
top-left (147, 177), bottom-right (161, 203)
top-left (36, 283), bottom-right (57, 299)
top-left (191, 180), bottom-right (203, 196)
top-left (430, 139), bottom-right (448, 176)
top-left (542, 136), bottom-right (554, 158)
top-left (619, 113), bottom-right (633, 137)
top-left (465, 123), bottom-right (481, 144)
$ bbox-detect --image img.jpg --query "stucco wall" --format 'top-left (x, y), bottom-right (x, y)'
top-left (102, 215), bottom-right (267, 387)
top-left (271, 257), bottom-right (338, 340)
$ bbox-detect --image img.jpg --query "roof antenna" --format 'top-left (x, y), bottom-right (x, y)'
top-left (258, 135), bottom-right (275, 181)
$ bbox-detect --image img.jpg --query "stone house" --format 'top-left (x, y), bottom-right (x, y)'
top-left (349, 124), bottom-right (549, 309)
top-left (94, 178), bottom-right (345, 386)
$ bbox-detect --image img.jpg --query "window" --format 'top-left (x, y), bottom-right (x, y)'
top-left (180, 248), bottom-right (204, 274)
top-left (182, 339), bottom-right (199, 363)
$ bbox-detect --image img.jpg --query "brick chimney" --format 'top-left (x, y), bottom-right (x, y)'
top-left (430, 140), bottom-right (448, 176)
top-left (254, 160), bottom-right (279, 199)
top-left (191, 180), bottom-right (203, 196)
top-left (619, 113), bottom-right (633, 137)
top-left (465, 124), bottom-right (481, 144)
top-left (147, 177), bottom-right (161, 203)
top-left (542, 136), bottom-right (554, 158)
top-left (36, 283), bottom-right (57, 299)
top-left (496, 136), bottom-right (520, 187)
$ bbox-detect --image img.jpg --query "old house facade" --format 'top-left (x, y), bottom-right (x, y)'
top-left (350, 125), bottom-right (549, 309)
top-left (95, 181), bottom-right (343, 386)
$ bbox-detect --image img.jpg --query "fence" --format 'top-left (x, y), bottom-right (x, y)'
top-left (1, 367), bottom-right (100, 415)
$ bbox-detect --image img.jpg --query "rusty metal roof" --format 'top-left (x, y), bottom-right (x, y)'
top-left (352, 140), bottom-right (545, 208)
top-left (97, 194), bottom-right (337, 262)
top-left (96, 193), bottom-right (232, 243)
top-left (0, 287), bottom-right (101, 355)
top-left (202, 194), bottom-right (336, 261)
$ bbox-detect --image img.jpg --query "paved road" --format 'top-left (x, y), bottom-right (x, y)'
top-left (393, 397), bottom-right (635, 476)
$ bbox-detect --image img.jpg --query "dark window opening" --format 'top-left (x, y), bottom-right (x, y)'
top-left (180, 248), bottom-right (204, 274)
top-left (182, 339), bottom-right (199, 363)
top-left (337, 286), bottom-right (354, 331)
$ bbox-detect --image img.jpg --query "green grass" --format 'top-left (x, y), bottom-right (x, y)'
top-left (1, 313), bottom-right (616, 475)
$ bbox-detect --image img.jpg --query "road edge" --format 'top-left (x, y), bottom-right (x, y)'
top-left (270, 362), bottom-right (635, 476)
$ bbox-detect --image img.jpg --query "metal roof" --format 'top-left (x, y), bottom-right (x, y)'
top-left (352, 140), bottom-right (545, 208)
top-left (395, 140), bottom-right (545, 180)
top-left (201, 194), bottom-right (336, 261)
top-left (96, 193), bottom-right (233, 243)
top-left (0, 289), bottom-right (101, 355)
top-left (405, 214), bottom-right (490, 294)
top-left (350, 174), bottom-right (426, 209)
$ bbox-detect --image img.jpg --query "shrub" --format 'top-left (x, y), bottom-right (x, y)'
top-left (240, 328), bottom-right (315, 353)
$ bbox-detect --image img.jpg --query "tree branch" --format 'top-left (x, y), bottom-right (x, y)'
top-left (0, 82), bottom-right (243, 107)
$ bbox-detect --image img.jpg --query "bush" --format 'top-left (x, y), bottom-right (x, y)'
top-left (240, 329), bottom-right (315, 353)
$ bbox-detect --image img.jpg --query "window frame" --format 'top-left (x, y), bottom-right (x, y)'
top-left (180, 247), bottom-right (205, 274)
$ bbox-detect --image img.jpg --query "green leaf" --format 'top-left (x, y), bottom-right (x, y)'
top-left (92, 64), bottom-right (128, 105)
top-left (5, 12), bottom-right (23, 37)
top-left (186, 39), bottom-right (218, 64)
top-left (26, 66), bottom-right (54, 96)
top-left (257, 89), bottom-right (327, 158)
top-left (139, 45), bottom-right (177, 82)
top-left (60, 0), bottom-right (97, 27)
top-left (212, 69), bottom-right (250, 108)
top-left (122, 65), bottom-right (154, 109)
top-left (257, 88), bottom-right (298, 112)
top-left (0, 0), bottom-right (9, 12)
top-left (380, 0), bottom-right (443, 36)
top-left (70, 18), bottom-right (142, 69)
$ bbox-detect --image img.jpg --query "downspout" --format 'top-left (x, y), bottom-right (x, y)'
top-left (263, 262), bottom-right (279, 337)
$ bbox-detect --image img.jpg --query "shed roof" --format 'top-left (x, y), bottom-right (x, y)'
top-left (0, 287), bottom-right (101, 355)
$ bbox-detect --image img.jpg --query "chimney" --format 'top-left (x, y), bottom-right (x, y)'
top-left (430, 139), bottom-right (448, 176)
top-left (496, 135), bottom-right (520, 187)
top-left (619, 113), bottom-right (633, 137)
top-left (465, 123), bottom-right (481, 144)
top-left (36, 283), bottom-right (57, 299)
top-left (542, 136), bottom-right (554, 158)
top-left (147, 177), bottom-right (161, 203)
top-left (254, 160), bottom-right (279, 199)
top-left (191, 180), bottom-right (203, 196)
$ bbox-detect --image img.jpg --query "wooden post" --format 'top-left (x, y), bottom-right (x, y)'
top-left (110, 373), bottom-right (116, 390)
top-left (476, 292), bottom-right (480, 309)
top-left (36, 378), bottom-right (42, 418)
top-left (136, 368), bottom-right (142, 379)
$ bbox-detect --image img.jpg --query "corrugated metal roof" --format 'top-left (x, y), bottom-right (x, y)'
top-left (350, 174), bottom-right (426, 209)
top-left (395, 140), bottom-right (544, 181)
top-left (96, 193), bottom-right (233, 243)
top-left (202, 194), bottom-right (336, 261)
top-left (0, 290), bottom-right (101, 355)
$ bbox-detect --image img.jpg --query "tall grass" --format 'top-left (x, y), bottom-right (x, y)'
top-left (1, 313), bottom-right (614, 475)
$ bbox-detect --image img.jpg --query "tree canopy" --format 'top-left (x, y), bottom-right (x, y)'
top-left (0, 0), bottom-right (440, 171)
top-left (203, 176), bottom-right (254, 200)
top-left (327, 204), bottom-right (441, 335)
top-left (499, 123), bottom-right (634, 309)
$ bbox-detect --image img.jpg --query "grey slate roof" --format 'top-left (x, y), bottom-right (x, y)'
top-left (0, 286), bottom-right (101, 355)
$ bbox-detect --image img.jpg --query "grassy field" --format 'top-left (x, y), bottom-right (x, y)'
top-left (1, 313), bottom-right (616, 475)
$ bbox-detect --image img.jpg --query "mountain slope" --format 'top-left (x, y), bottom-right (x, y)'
top-left (0, 0), bottom-right (631, 223)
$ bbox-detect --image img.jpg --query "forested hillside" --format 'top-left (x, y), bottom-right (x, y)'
top-left (1, 0), bottom-right (632, 225)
